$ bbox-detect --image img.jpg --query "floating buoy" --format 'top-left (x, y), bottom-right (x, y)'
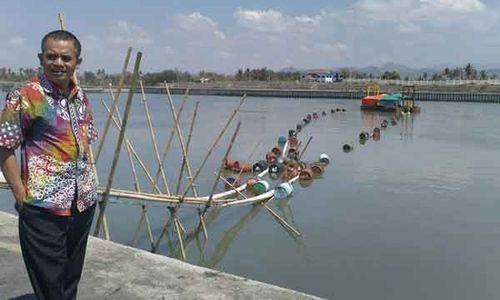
top-left (232, 161), bottom-right (252, 172)
top-left (271, 146), bottom-right (282, 156)
top-left (342, 108), bottom-right (346, 112)
top-left (311, 164), bottom-right (325, 177)
top-left (343, 144), bottom-right (353, 152)
top-left (266, 151), bottom-right (278, 163)
top-left (313, 112), bottom-right (319, 119)
top-left (359, 131), bottom-right (370, 140)
top-left (287, 147), bottom-right (300, 159)
top-left (246, 176), bottom-right (260, 188)
top-left (224, 176), bottom-right (240, 190)
top-left (277, 136), bottom-right (287, 146)
top-left (299, 168), bottom-right (313, 180)
top-left (381, 121), bottom-right (388, 129)
top-left (330, 109), bottom-right (335, 114)
top-left (252, 160), bottom-right (268, 173)
top-left (281, 166), bottom-right (299, 180)
top-left (269, 162), bottom-right (284, 174)
top-left (288, 129), bottom-right (297, 137)
top-left (391, 119), bottom-right (397, 126)
top-left (288, 136), bottom-right (299, 147)
top-left (251, 180), bottom-right (270, 195)
top-left (306, 114), bottom-right (312, 120)
top-left (336, 108), bottom-right (341, 112)
top-left (296, 124), bottom-right (302, 132)
top-left (224, 159), bottom-right (237, 170)
top-left (319, 153), bottom-right (330, 165)
top-left (322, 111), bottom-right (327, 116)
top-left (373, 127), bottom-right (381, 133)
top-left (275, 182), bottom-right (294, 199)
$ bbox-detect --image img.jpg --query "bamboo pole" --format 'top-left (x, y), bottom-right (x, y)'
top-left (94, 52), bottom-right (142, 237)
top-left (207, 122), bottom-right (242, 206)
top-left (101, 100), bottom-right (162, 193)
top-left (95, 47), bottom-right (132, 162)
top-left (181, 95), bottom-right (246, 199)
top-left (298, 136), bottom-right (313, 161)
top-left (58, 13), bottom-right (66, 30)
top-left (139, 79), bottom-right (171, 195)
top-left (175, 101), bottom-right (199, 195)
top-left (153, 89), bottom-right (189, 186)
top-left (163, 82), bottom-right (199, 198)
top-left (174, 217), bottom-right (186, 260)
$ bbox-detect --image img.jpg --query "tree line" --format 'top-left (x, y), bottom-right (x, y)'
top-left (0, 64), bottom-right (497, 86)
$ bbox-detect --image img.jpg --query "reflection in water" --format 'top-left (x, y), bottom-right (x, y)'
top-left (400, 114), bottom-right (415, 140)
top-left (152, 199), bottom-right (304, 267)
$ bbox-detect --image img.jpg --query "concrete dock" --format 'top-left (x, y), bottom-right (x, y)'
top-left (0, 211), bottom-right (321, 300)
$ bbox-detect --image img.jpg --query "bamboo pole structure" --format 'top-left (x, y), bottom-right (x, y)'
top-left (94, 52), bottom-right (142, 237)
top-left (139, 79), bottom-right (171, 195)
top-left (180, 95), bottom-right (246, 199)
top-left (95, 47), bottom-right (132, 162)
top-left (153, 89), bottom-right (189, 186)
top-left (101, 101), bottom-right (162, 193)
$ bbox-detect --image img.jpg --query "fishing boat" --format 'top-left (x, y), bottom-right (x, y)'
top-left (361, 84), bottom-right (420, 113)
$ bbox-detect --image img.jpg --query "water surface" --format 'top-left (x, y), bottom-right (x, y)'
top-left (1, 90), bottom-right (500, 300)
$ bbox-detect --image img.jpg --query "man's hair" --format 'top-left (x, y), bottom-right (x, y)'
top-left (41, 30), bottom-right (82, 57)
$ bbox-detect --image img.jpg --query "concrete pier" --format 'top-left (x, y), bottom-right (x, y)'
top-left (0, 211), bottom-right (321, 300)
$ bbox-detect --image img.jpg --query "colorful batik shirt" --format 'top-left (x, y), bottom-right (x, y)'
top-left (0, 74), bottom-right (98, 215)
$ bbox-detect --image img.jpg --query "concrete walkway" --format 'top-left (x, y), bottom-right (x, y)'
top-left (0, 211), bottom-right (322, 300)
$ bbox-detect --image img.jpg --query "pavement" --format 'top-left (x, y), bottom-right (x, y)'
top-left (0, 211), bottom-right (322, 300)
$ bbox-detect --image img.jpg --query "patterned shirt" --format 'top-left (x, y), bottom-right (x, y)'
top-left (0, 74), bottom-right (98, 216)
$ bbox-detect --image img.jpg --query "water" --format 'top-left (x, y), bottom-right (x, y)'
top-left (1, 90), bottom-right (500, 300)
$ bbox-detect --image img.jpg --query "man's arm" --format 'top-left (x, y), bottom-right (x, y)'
top-left (0, 148), bottom-right (25, 205)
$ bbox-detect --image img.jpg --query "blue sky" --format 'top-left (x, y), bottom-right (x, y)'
top-left (1, 0), bottom-right (499, 74)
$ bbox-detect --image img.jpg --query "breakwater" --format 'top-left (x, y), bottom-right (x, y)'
top-left (141, 87), bottom-right (500, 103)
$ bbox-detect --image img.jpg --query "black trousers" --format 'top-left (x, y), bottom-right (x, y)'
top-left (18, 203), bottom-right (95, 300)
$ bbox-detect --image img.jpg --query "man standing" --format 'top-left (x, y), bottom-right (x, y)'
top-left (0, 30), bottom-right (98, 299)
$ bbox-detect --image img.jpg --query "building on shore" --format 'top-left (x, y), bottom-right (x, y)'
top-left (300, 69), bottom-right (343, 83)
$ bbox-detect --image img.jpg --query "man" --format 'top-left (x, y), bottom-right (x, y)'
top-left (0, 30), bottom-right (98, 299)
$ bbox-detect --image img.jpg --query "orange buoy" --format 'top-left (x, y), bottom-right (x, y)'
top-left (266, 151), bottom-right (278, 163)
top-left (299, 168), bottom-right (313, 180)
top-left (311, 164), bottom-right (325, 177)
top-left (288, 136), bottom-right (299, 147)
top-left (271, 146), bottom-right (282, 156)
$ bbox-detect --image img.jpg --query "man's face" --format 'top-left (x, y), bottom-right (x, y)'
top-left (39, 38), bottom-right (81, 90)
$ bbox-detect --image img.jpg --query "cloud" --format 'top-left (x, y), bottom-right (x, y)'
top-left (107, 20), bottom-right (152, 46)
top-left (234, 8), bottom-right (322, 33)
top-left (175, 12), bottom-right (226, 39)
top-left (8, 36), bottom-right (25, 46)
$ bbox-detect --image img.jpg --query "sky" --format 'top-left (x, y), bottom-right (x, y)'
top-left (1, 0), bottom-right (499, 74)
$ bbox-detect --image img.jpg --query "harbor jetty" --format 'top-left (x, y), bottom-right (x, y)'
top-left (0, 211), bottom-right (321, 300)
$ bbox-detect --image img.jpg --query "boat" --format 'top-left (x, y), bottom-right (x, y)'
top-left (361, 84), bottom-right (420, 113)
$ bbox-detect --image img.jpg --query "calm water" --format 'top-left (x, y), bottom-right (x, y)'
top-left (1, 90), bottom-right (500, 300)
